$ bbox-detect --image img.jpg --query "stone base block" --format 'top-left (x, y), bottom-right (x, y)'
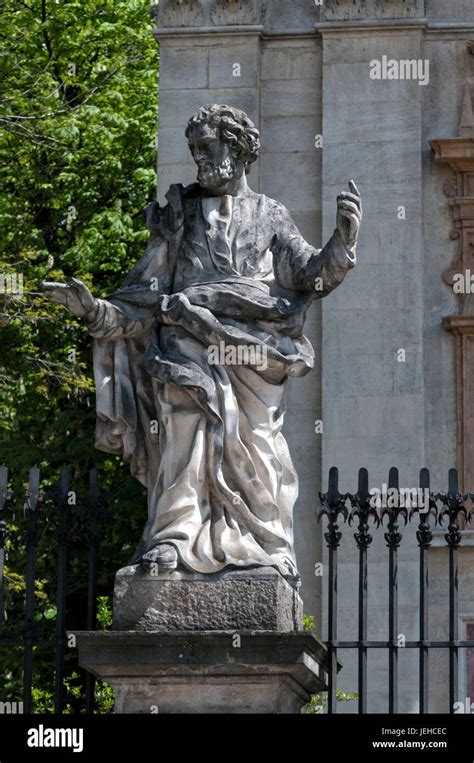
top-left (113, 565), bottom-right (303, 631)
top-left (75, 630), bottom-right (329, 714)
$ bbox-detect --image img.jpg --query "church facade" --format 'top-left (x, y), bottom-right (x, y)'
top-left (151, 0), bottom-right (474, 712)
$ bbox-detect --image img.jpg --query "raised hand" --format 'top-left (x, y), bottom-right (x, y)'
top-left (41, 277), bottom-right (97, 319)
top-left (337, 180), bottom-right (362, 251)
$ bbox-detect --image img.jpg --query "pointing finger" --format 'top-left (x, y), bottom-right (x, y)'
top-left (348, 179), bottom-right (360, 198)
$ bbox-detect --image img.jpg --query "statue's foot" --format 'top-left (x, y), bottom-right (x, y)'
top-left (142, 543), bottom-right (178, 572)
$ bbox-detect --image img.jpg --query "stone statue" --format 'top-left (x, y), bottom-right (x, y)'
top-left (42, 104), bottom-right (361, 585)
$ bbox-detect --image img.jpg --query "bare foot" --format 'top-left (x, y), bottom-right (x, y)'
top-left (142, 543), bottom-right (178, 572)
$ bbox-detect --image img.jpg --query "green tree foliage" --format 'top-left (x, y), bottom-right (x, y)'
top-left (302, 688), bottom-right (359, 715)
top-left (0, 0), bottom-right (159, 711)
top-left (302, 615), bottom-right (358, 714)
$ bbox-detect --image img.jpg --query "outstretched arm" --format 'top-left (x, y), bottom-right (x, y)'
top-left (272, 180), bottom-right (362, 296)
top-left (41, 278), bottom-right (153, 339)
top-left (41, 195), bottom-right (181, 339)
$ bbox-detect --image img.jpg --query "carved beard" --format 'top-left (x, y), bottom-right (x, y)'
top-left (197, 156), bottom-right (237, 188)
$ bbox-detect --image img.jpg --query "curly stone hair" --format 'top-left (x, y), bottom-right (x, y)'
top-left (185, 104), bottom-right (261, 173)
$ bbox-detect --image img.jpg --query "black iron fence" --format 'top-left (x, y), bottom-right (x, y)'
top-left (2, 462), bottom-right (473, 715)
top-left (318, 466), bottom-right (474, 714)
top-left (0, 466), bottom-right (109, 714)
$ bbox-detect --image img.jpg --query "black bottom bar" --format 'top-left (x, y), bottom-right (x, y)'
top-left (0, 713), bottom-right (473, 762)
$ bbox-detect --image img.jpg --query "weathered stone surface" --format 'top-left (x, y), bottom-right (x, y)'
top-left (320, 0), bottom-right (423, 22)
top-left (319, 25), bottom-right (426, 714)
top-left (154, 0), bottom-right (204, 28)
top-left (261, 46), bottom-right (320, 81)
top-left (151, 0), bottom-right (266, 29)
top-left (75, 630), bottom-right (330, 713)
top-left (113, 565), bottom-right (304, 632)
top-left (261, 78), bottom-right (321, 118)
top-left (210, 0), bottom-right (262, 27)
top-left (264, 0), bottom-right (318, 33)
top-left (260, 115), bottom-right (321, 153)
top-left (427, 0), bottom-right (474, 22)
top-left (261, 152), bottom-right (322, 211)
top-left (208, 42), bottom-right (259, 88)
top-left (159, 86), bottom-right (259, 128)
top-left (159, 47), bottom-right (209, 90)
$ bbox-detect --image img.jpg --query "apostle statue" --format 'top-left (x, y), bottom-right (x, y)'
top-left (42, 104), bottom-right (361, 584)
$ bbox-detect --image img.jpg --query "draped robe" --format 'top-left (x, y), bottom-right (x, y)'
top-left (86, 182), bottom-right (355, 580)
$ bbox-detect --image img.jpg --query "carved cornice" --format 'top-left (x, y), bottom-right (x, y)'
top-left (431, 138), bottom-right (474, 173)
top-left (443, 315), bottom-right (474, 335)
top-left (436, 46), bottom-right (474, 160)
top-left (151, 0), bottom-right (266, 29)
top-left (320, 0), bottom-right (424, 22)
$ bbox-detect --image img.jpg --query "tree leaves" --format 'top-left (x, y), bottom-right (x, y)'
top-left (0, 0), bottom-right (158, 471)
top-left (0, 0), bottom-right (157, 710)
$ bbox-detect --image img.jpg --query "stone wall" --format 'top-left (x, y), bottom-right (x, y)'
top-left (152, 0), bottom-right (474, 713)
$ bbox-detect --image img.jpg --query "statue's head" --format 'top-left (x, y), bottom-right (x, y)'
top-left (185, 104), bottom-right (260, 192)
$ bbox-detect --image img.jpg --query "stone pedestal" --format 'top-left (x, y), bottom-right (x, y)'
top-left (112, 564), bottom-right (303, 632)
top-left (75, 630), bottom-right (328, 714)
top-left (75, 564), bottom-right (326, 713)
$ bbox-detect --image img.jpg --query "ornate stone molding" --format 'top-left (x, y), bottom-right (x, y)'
top-left (320, 0), bottom-right (424, 22)
top-left (441, 315), bottom-right (474, 492)
top-left (431, 84), bottom-right (474, 308)
top-left (431, 45), bottom-right (474, 490)
top-left (442, 175), bottom-right (458, 200)
top-left (151, 0), bottom-right (204, 28)
top-left (211, 0), bottom-right (261, 26)
top-left (460, 79), bottom-right (474, 138)
top-left (152, 0), bottom-right (265, 28)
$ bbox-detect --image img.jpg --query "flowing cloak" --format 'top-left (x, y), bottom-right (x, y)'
top-left (86, 182), bottom-right (355, 580)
